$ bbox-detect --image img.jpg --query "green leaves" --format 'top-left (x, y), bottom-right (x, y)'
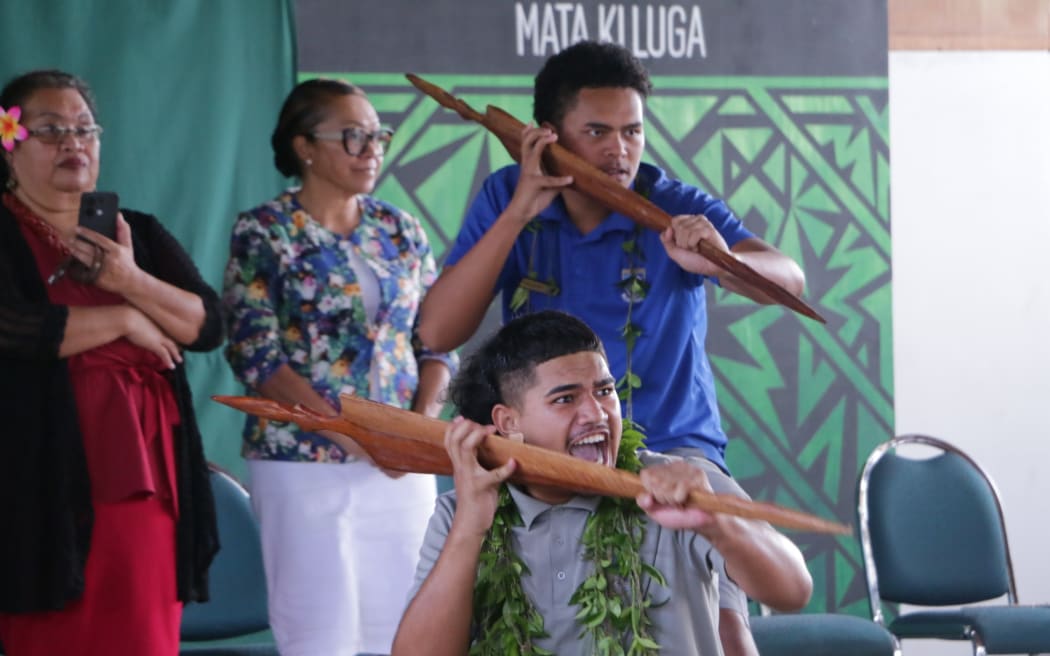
top-left (570, 496), bottom-right (663, 655)
top-left (471, 487), bottom-right (551, 656)
top-left (618, 226), bottom-right (647, 420)
top-left (510, 285), bottom-right (529, 312)
top-left (473, 199), bottom-right (666, 656)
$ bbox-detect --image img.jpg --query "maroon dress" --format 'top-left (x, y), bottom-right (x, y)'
top-left (0, 201), bottom-right (184, 656)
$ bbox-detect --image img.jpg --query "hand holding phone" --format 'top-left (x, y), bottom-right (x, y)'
top-left (78, 191), bottom-right (119, 240)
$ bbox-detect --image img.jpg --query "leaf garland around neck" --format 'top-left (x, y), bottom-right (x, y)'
top-left (470, 425), bottom-right (664, 656)
top-left (510, 220), bottom-right (559, 313)
top-left (473, 187), bottom-right (665, 653)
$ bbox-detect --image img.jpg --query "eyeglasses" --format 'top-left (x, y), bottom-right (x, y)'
top-left (311, 126), bottom-right (394, 157)
top-left (27, 124), bottom-right (104, 144)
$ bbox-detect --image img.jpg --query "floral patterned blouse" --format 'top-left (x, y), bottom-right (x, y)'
top-left (223, 190), bottom-right (457, 463)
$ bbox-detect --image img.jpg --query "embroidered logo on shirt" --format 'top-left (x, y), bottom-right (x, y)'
top-left (620, 267), bottom-right (648, 304)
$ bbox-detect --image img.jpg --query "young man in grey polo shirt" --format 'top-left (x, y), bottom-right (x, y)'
top-left (393, 311), bottom-right (811, 655)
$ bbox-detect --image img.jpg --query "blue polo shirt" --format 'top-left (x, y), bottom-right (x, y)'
top-left (445, 163), bottom-right (753, 471)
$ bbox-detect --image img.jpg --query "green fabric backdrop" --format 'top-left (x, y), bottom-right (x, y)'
top-left (0, 1), bottom-right (297, 480)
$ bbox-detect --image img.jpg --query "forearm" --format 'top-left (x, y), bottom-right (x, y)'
top-left (256, 364), bottom-right (338, 415)
top-left (417, 214), bottom-right (524, 351)
top-left (412, 358), bottom-right (452, 418)
top-left (714, 520), bottom-right (812, 611)
top-left (122, 270), bottom-right (206, 345)
top-left (58, 305), bottom-right (132, 358)
top-left (256, 364), bottom-right (369, 459)
top-left (392, 525), bottom-right (484, 656)
top-left (720, 241), bottom-right (805, 303)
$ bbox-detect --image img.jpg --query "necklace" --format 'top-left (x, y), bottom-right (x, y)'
top-left (3, 192), bottom-right (72, 255)
top-left (470, 426), bottom-right (661, 656)
top-left (474, 185), bottom-right (662, 652)
top-left (3, 192), bottom-right (105, 284)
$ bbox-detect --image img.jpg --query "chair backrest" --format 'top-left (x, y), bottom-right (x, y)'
top-left (180, 466), bottom-right (270, 641)
top-left (857, 435), bottom-right (1016, 624)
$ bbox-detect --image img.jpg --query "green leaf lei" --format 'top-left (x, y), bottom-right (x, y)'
top-left (469, 423), bottom-right (663, 656)
top-left (471, 222), bottom-right (665, 655)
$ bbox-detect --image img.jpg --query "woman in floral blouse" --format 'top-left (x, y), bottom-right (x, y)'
top-left (222, 78), bottom-right (456, 656)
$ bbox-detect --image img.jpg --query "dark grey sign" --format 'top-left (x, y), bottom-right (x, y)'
top-left (297, 0), bottom-right (886, 76)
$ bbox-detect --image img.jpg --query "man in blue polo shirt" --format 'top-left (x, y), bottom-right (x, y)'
top-left (417, 40), bottom-right (805, 656)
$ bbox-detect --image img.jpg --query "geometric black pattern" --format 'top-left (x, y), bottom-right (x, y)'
top-left (308, 71), bottom-right (891, 614)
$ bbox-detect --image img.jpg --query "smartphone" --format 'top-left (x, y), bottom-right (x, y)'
top-left (78, 191), bottom-right (119, 240)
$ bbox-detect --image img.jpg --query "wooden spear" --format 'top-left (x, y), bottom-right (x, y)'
top-left (215, 394), bottom-right (850, 535)
top-left (405, 73), bottom-right (826, 324)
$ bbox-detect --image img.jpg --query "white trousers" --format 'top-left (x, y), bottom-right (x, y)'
top-left (247, 460), bottom-right (437, 656)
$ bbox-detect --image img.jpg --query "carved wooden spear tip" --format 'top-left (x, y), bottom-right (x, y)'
top-left (405, 73), bottom-right (826, 324)
top-left (213, 394), bottom-right (850, 535)
top-left (212, 395), bottom-right (453, 474)
top-left (405, 73), bottom-right (485, 123)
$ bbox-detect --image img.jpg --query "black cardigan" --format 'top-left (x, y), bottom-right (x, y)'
top-left (0, 198), bottom-right (221, 612)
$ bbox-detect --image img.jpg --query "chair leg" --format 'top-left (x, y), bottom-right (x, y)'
top-left (969, 630), bottom-right (987, 656)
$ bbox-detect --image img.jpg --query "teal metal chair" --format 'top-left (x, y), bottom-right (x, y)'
top-left (857, 434), bottom-right (1050, 655)
top-left (179, 466), bottom-right (276, 655)
top-left (749, 602), bottom-right (899, 656)
top-left (750, 613), bottom-right (899, 656)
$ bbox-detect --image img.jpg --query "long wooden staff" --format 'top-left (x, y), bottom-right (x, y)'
top-left (215, 394), bottom-right (849, 535)
top-left (405, 73), bottom-right (826, 324)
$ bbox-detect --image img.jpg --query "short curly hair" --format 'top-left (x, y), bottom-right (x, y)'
top-left (533, 40), bottom-right (652, 127)
top-left (449, 310), bottom-right (607, 424)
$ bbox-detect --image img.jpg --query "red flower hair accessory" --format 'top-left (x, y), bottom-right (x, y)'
top-left (0, 105), bottom-right (29, 152)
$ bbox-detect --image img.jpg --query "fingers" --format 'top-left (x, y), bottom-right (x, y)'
top-left (69, 233), bottom-right (101, 266)
top-left (660, 226), bottom-right (675, 251)
top-left (640, 461), bottom-right (710, 506)
top-left (490, 457), bottom-right (517, 484)
top-left (669, 214), bottom-right (715, 249)
top-left (149, 334), bottom-right (180, 369)
top-left (661, 216), bottom-right (736, 277)
top-left (636, 491), bottom-right (655, 510)
top-left (637, 464), bottom-right (721, 531)
top-left (444, 417), bottom-right (517, 485)
top-left (445, 416), bottom-right (488, 470)
top-left (73, 219), bottom-right (140, 294)
top-left (519, 124), bottom-right (554, 169)
top-left (115, 212), bottom-right (131, 247)
top-left (74, 226), bottom-right (116, 250)
top-left (126, 308), bottom-right (182, 369)
top-left (159, 334), bottom-right (182, 369)
top-left (520, 125), bottom-right (573, 186)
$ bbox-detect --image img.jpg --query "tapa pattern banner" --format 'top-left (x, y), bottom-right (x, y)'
top-left (298, 0), bottom-right (890, 615)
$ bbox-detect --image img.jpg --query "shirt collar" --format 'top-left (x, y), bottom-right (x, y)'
top-left (508, 484), bottom-right (601, 529)
top-left (534, 164), bottom-right (657, 239)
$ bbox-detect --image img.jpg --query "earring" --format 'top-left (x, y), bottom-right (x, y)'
top-left (5, 176), bottom-right (16, 191)
top-left (304, 158), bottom-right (313, 166)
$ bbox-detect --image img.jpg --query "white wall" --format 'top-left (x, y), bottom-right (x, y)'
top-left (890, 50), bottom-right (1050, 654)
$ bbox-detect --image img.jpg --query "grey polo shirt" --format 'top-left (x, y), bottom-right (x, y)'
top-left (407, 455), bottom-right (729, 654)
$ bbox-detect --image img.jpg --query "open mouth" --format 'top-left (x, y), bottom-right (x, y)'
top-left (568, 432), bottom-right (611, 467)
top-left (601, 167), bottom-right (632, 186)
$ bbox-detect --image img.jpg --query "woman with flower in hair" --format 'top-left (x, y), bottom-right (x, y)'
top-left (0, 70), bottom-right (221, 655)
top-left (223, 78), bottom-right (456, 656)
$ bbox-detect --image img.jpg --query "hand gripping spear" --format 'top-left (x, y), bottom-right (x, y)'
top-left (405, 73), bottom-right (826, 324)
top-left (215, 394), bottom-right (849, 535)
